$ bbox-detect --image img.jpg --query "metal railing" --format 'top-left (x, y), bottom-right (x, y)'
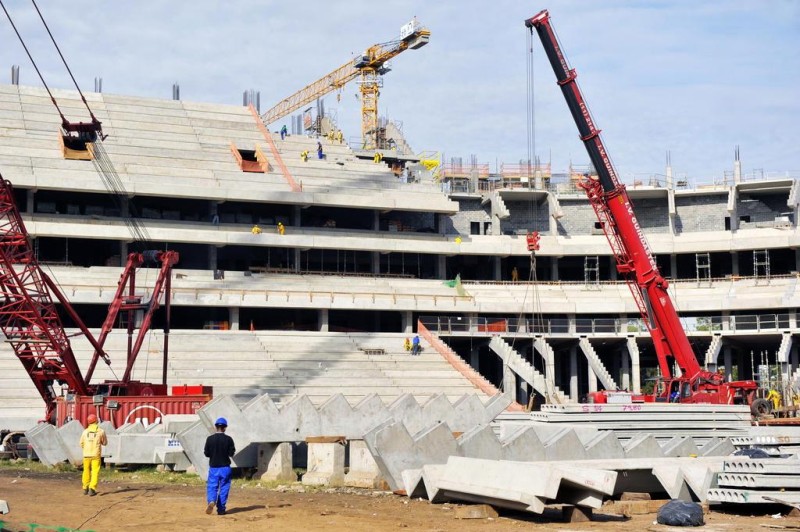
top-left (419, 312), bottom-right (794, 336)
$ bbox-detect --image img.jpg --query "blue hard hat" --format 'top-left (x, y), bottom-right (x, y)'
top-left (214, 417), bottom-right (228, 427)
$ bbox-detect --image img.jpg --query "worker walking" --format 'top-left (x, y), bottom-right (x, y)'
top-left (79, 414), bottom-right (107, 496)
top-left (317, 141), bottom-right (324, 160)
top-left (204, 417), bottom-right (236, 516)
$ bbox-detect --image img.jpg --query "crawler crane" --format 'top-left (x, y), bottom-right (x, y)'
top-left (526, 10), bottom-right (762, 411)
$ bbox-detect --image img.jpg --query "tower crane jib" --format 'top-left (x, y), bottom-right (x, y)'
top-left (261, 18), bottom-right (429, 150)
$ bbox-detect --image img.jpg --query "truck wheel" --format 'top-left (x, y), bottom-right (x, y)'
top-left (750, 398), bottom-right (772, 416)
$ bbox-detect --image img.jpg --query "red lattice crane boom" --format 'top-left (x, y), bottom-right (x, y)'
top-left (526, 10), bottom-right (758, 407)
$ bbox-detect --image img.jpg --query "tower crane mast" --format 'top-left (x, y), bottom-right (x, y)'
top-left (526, 10), bottom-right (760, 408)
top-left (261, 18), bottom-right (429, 150)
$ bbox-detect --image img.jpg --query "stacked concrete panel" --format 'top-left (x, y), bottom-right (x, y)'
top-left (708, 457), bottom-right (800, 506)
top-left (365, 418), bottom-right (736, 492)
top-left (177, 392), bottom-right (510, 480)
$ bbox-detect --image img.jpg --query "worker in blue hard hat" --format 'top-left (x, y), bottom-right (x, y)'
top-left (204, 417), bottom-right (236, 516)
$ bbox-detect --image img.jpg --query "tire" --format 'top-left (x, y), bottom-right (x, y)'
top-left (751, 398), bottom-right (772, 416)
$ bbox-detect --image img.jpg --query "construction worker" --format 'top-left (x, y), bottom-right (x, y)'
top-left (300, 150), bottom-right (309, 162)
top-left (277, 222), bottom-right (285, 236)
top-left (317, 142), bottom-right (324, 160)
top-left (280, 124), bottom-right (288, 140)
top-left (204, 417), bottom-right (236, 516)
top-left (511, 266), bottom-right (519, 283)
top-left (251, 224), bottom-right (262, 235)
top-left (403, 337), bottom-right (412, 352)
top-left (411, 334), bottom-right (421, 356)
top-left (79, 414), bottom-right (107, 496)
top-left (336, 130), bottom-right (343, 144)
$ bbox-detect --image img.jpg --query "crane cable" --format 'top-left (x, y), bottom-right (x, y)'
top-left (29, 0), bottom-right (99, 126)
top-left (0, 0), bottom-right (69, 125)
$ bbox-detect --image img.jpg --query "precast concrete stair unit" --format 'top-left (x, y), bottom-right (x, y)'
top-left (578, 336), bottom-right (618, 390)
top-left (488, 336), bottom-right (566, 404)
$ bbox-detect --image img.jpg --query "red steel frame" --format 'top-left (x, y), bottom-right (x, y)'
top-left (0, 177), bottom-right (181, 421)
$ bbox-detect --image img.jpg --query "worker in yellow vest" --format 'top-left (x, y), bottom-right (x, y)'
top-left (79, 414), bottom-right (108, 496)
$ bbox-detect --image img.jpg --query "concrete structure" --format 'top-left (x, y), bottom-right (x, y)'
top-left (0, 81), bottom-right (798, 433)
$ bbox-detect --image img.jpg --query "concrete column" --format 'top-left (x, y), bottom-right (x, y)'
top-left (721, 310), bottom-right (731, 332)
top-left (318, 308), bottom-right (329, 332)
top-left (567, 314), bottom-right (576, 334)
top-left (608, 256), bottom-right (617, 281)
top-left (294, 249), bottom-right (301, 272)
top-left (503, 365), bottom-right (517, 402)
top-left (400, 310), bottom-right (414, 334)
top-left (723, 346), bottom-right (733, 382)
top-left (26, 189), bottom-right (34, 213)
top-left (228, 307), bottom-right (240, 331)
top-left (550, 257), bottom-right (559, 281)
top-left (208, 245), bottom-right (218, 271)
top-left (791, 346), bottom-right (799, 385)
top-left (344, 440), bottom-right (384, 488)
top-left (494, 257), bottom-right (502, 281)
top-left (795, 249), bottom-right (800, 273)
top-left (569, 346), bottom-right (579, 402)
top-left (587, 365), bottom-right (598, 393)
top-left (437, 255), bottom-right (446, 279)
top-left (120, 196), bottom-right (130, 218)
top-left (293, 205), bottom-right (302, 226)
top-left (669, 254), bottom-right (677, 279)
top-left (256, 442), bottom-right (295, 482)
top-left (119, 242), bottom-right (128, 267)
top-left (302, 441), bottom-right (345, 487)
top-left (731, 251), bottom-right (739, 277)
top-left (470, 347), bottom-right (480, 372)
top-left (373, 210), bottom-right (380, 230)
top-left (621, 347), bottom-right (630, 391)
top-left (371, 252), bottom-right (380, 275)
top-left (631, 347), bottom-right (641, 394)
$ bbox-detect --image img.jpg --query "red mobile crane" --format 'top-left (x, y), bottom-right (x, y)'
top-left (0, 177), bottom-right (210, 426)
top-left (525, 10), bottom-right (761, 409)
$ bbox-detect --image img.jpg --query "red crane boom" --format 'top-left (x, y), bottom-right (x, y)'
top-left (526, 10), bottom-right (758, 407)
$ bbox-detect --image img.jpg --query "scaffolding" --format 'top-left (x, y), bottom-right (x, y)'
top-left (754, 249), bottom-right (771, 284)
top-left (695, 252), bottom-right (711, 287)
top-left (584, 256), bottom-right (600, 289)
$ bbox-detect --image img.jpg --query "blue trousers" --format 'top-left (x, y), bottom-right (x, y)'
top-left (207, 466), bottom-right (232, 512)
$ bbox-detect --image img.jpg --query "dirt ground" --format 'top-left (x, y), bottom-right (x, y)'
top-left (0, 465), bottom-right (797, 532)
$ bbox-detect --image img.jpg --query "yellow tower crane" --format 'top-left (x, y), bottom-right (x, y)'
top-left (260, 18), bottom-right (429, 150)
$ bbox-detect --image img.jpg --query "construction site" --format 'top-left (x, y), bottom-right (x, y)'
top-left (0, 2), bottom-right (799, 531)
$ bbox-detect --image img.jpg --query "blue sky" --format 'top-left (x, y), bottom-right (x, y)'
top-left (0, 0), bottom-right (797, 181)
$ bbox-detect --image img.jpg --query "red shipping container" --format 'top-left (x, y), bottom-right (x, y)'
top-left (172, 385), bottom-right (213, 396)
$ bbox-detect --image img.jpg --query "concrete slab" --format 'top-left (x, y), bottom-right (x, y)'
top-left (24, 423), bottom-right (67, 466)
top-left (681, 461), bottom-right (723, 502)
top-left (57, 420), bottom-right (85, 465)
top-left (176, 421), bottom-right (212, 480)
top-left (421, 464), bottom-right (451, 503)
top-left (584, 431), bottom-right (625, 460)
top-left (318, 394), bottom-right (356, 436)
top-left (401, 468), bottom-right (426, 498)
top-left (426, 456), bottom-right (616, 514)
top-left (701, 437), bottom-right (735, 457)
top-left (457, 425), bottom-right (502, 460)
top-left (624, 434), bottom-right (664, 459)
top-left (302, 441), bottom-right (345, 487)
top-left (651, 463), bottom-right (692, 501)
top-left (661, 436), bottom-right (700, 458)
top-left (500, 426), bottom-right (546, 462)
top-left (543, 428), bottom-right (588, 461)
